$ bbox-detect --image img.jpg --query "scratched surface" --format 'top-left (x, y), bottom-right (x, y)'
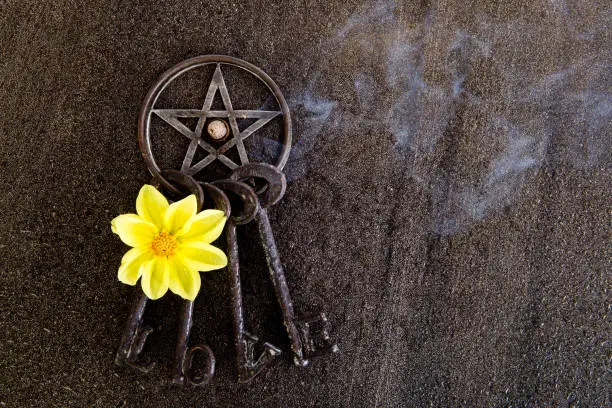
top-left (0, 0), bottom-right (610, 407)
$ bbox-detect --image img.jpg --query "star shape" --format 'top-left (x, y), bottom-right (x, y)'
top-left (152, 63), bottom-right (281, 175)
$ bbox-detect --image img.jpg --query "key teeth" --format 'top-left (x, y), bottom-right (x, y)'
top-left (293, 354), bottom-right (310, 367)
top-left (263, 342), bottom-right (282, 356)
top-left (115, 325), bottom-right (156, 373)
top-left (127, 359), bottom-right (156, 373)
top-left (238, 332), bottom-right (281, 383)
top-left (132, 325), bottom-right (153, 356)
top-left (115, 352), bottom-right (156, 373)
top-left (244, 332), bottom-right (282, 362)
top-left (296, 312), bottom-right (338, 360)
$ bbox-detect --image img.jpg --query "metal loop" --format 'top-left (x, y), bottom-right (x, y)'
top-left (185, 344), bottom-right (216, 387)
top-left (229, 163), bottom-right (286, 208)
top-left (211, 180), bottom-right (260, 225)
top-left (200, 182), bottom-right (231, 218)
top-left (158, 169), bottom-right (205, 212)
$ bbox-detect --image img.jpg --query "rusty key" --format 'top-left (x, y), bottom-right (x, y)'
top-left (161, 171), bottom-right (228, 387)
top-left (229, 164), bottom-right (339, 364)
top-left (212, 179), bottom-right (282, 383)
top-left (230, 163), bottom-right (338, 366)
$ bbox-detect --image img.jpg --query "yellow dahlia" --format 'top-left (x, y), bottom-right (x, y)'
top-left (111, 185), bottom-right (228, 301)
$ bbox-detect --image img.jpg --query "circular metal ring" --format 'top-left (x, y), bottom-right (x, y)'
top-left (211, 180), bottom-right (260, 225)
top-left (138, 55), bottom-right (292, 194)
top-left (200, 182), bottom-right (231, 218)
top-left (159, 169), bottom-right (205, 212)
top-left (229, 163), bottom-right (286, 208)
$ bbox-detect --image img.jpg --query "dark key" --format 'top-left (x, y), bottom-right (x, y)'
top-left (230, 163), bottom-right (338, 365)
top-left (212, 179), bottom-right (281, 383)
top-left (170, 179), bottom-right (231, 386)
top-left (172, 300), bottom-right (216, 386)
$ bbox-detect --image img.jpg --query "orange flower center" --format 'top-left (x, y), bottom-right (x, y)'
top-left (151, 232), bottom-right (177, 257)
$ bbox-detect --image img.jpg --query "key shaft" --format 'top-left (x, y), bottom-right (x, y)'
top-left (217, 180), bottom-right (281, 382)
top-left (172, 300), bottom-right (194, 385)
top-left (256, 207), bottom-right (308, 366)
top-left (227, 219), bottom-right (247, 369)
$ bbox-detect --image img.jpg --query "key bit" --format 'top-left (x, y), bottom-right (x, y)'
top-left (184, 344), bottom-right (216, 386)
top-left (115, 292), bottom-right (155, 373)
top-left (296, 313), bottom-right (339, 359)
top-left (239, 332), bottom-right (282, 383)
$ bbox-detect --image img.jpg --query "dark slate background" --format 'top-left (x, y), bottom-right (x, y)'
top-left (0, 0), bottom-right (610, 407)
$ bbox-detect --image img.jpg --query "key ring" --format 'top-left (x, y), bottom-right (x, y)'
top-left (229, 163), bottom-right (286, 208)
top-left (210, 179), bottom-right (260, 225)
top-left (201, 182), bottom-right (231, 218)
top-left (155, 169), bottom-right (205, 211)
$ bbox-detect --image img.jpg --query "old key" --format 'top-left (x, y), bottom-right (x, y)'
top-left (230, 163), bottom-right (339, 366)
top-left (211, 179), bottom-right (281, 383)
top-left (115, 171), bottom-right (223, 386)
top-left (166, 171), bottom-right (224, 386)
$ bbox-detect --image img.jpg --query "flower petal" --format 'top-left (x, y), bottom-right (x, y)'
top-left (140, 257), bottom-right (170, 300)
top-left (168, 257), bottom-right (201, 301)
top-left (163, 195), bottom-right (197, 235)
top-left (136, 185), bottom-right (169, 229)
top-left (118, 247), bottom-right (154, 285)
top-left (111, 214), bottom-right (157, 248)
top-left (176, 209), bottom-right (227, 244)
top-left (177, 241), bottom-right (228, 272)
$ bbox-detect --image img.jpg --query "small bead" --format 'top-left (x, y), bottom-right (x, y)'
top-left (207, 120), bottom-right (229, 141)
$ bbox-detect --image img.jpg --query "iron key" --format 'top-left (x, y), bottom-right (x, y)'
top-left (169, 179), bottom-right (229, 386)
top-left (212, 179), bottom-right (281, 382)
top-left (230, 163), bottom-right (338, 365)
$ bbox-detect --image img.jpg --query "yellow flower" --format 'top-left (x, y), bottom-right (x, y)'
top-left (111, 185), bottom-right (228, 301)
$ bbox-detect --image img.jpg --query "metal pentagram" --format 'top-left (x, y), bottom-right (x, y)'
top-left (153, 65), bottom-right (280, 173)
top-left (138, 55), bottom-right (292, 194)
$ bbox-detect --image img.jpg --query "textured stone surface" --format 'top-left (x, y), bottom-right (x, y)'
top-left (0, 0), bottom-right (609, 407)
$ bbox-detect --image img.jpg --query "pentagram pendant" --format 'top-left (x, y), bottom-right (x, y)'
top-left (115, 55), bottom-right (337, 385)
